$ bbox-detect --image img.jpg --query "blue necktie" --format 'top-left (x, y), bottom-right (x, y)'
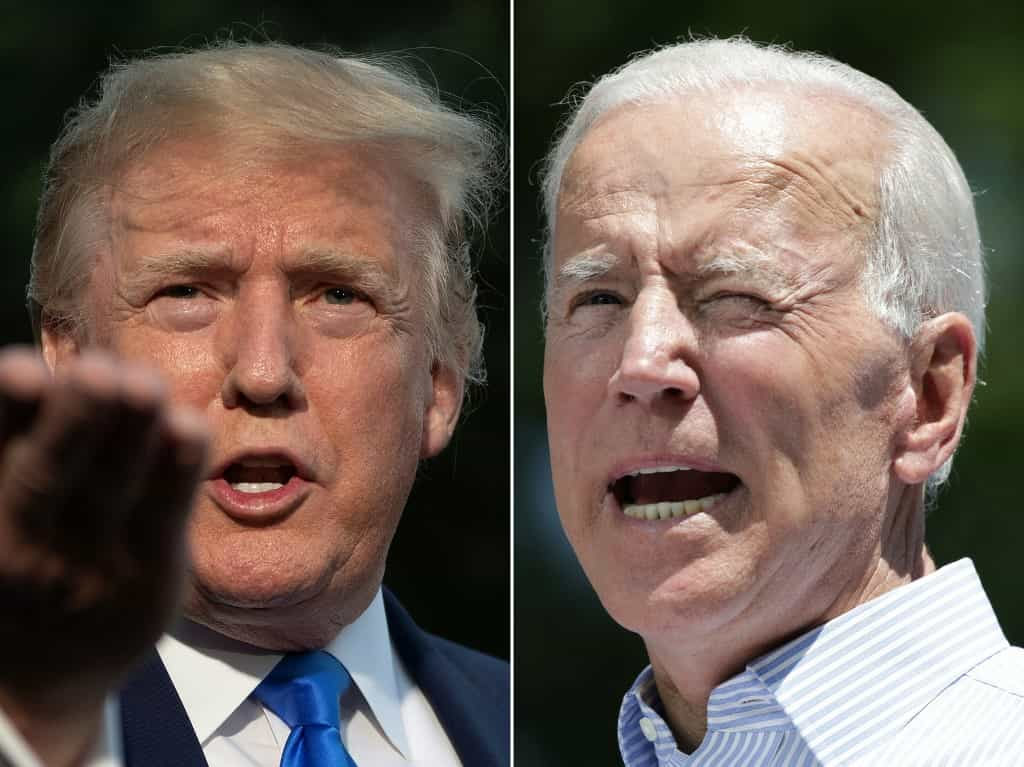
top-left (253, 651), bottom-right (359, 767)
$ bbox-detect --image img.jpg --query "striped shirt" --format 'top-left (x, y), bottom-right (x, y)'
top-left (618, 559), bottom-right (1024, 766)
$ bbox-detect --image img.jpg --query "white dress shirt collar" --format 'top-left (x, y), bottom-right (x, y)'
top-left (157, 589), bottom-right (411, 757)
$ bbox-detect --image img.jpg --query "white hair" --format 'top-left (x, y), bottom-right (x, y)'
top-left (30, 41), bottom-right (502, 390)
top-left (541, 37), bottom-right (985, 488)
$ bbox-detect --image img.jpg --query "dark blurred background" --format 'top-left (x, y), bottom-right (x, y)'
top-left (1, 2), bottom-right (508, 658)
top-left (515, 3), bottom-right (1024, 765)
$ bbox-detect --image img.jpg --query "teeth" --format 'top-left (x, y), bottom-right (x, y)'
top-left (623, 493), bottom-right (726, 520)
top-left (631, 465), bottom-right (692, 476)
top-left (230, 482), bottom-right (284, 494)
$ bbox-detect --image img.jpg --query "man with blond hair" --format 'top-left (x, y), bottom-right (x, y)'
top-left (0, 42), bottom-right (507, 767)
top-left (542, 37), bottom-right (1023, 765)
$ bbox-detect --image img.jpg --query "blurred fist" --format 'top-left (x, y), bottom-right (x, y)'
top-left (0, 346), bottom-right (207, 700)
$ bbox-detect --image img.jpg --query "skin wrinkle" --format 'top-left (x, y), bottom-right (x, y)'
top-left (550, 235), bottom-right (838, 324)
top-left (112, 248), bottom-right (415, 340)
top-left (103, 157), bottom-right (420, 347)
top-left (544, 88), bottom-right (968, 754)
top-left (557, 186), bottom-right (868, 292)
top-left (745, 154), bottom-right (875, 229)
top-left (102, 136), bottom-right (427, 332)
top-left (550, 235), bottom-right (845, 343)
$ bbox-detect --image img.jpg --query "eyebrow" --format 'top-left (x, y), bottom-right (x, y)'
top-left (549, 245), bottom-right (805, 298)
top-left (287, 248), bottom-right (398, 295)
top-left (125, 248), bottom-right (230, 278)
top-left (550, 252), bottom-right (621, 296)
top-left (694, 249), bottom-right (802, 290)
top-left (122, 247), bottom-right (398, 296)
top-left (118, 248), bottom-right (233, 297)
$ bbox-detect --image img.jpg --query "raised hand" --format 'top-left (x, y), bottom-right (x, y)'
top-left (0, 346), bottom-right (208, 765)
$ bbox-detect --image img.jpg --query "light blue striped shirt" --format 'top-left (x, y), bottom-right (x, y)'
top-left (618, 559), bottom-right (1024, 766)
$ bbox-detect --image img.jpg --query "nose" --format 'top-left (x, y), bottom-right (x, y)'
top-left (221, 291), bottom-right (306, 412)
top-left (609, 290), bottom-right (700, 405)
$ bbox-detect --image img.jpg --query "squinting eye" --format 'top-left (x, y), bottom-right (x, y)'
top-left (156, 285), bottom-right (200, 299)
top-left (323, 287), bottom-right (359, 305)
top-left (706, 292), bottom-right (767, 307)
top-left (571, 291), bottom-right (624, 311)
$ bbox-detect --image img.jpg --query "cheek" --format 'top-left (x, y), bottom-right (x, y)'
top-left (544, 335), bottom-right (631, 550)
top-left (543, 331), bottom-right (622, 424)
top-left (712, 326), bottom-right (882, 444)
top-left (315, 345), bottom-right (427, 463)
top-left (708, 333), bottom-right (897, 524)
top-left (707, 336), bottom-right (821, 466)
top-left (104, 324), bottom-right (224, 405)
top-left (544, 340), bottom-right (608, 481)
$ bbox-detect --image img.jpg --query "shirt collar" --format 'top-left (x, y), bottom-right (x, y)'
top-left (157, 589), bottom-right (411, 756)
top-left (619, 559), bottom-right (1009, 765)
top-left (323, 589), bottom-right (411, 756)
top-left (618, 667), bottom-right (689, 767)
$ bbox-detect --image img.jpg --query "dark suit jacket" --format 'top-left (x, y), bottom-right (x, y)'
top-left (120, 590), bottom-right (509, 767)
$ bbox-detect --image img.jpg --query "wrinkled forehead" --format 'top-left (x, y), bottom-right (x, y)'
top-left (556, 86), bottom-right (890, 243)
top-left (109, 137), bottom-right (432, 234)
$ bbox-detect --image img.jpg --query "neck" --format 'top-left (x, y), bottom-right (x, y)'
top-left (644, 483), bottom-right (932, 753)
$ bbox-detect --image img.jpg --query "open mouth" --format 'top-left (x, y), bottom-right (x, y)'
top-left (222, 458), bottom-right (298, 494)
top-left (611, 466), bottom-right (740, 521)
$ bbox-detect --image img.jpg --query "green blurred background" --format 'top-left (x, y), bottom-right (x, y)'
top-left (1, 2), bottom-right (508, 659)
top-left (514, 3), bottom-right (1023, 765)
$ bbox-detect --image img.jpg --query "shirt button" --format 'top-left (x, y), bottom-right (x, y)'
top-left (639, 717), bottom-right (658, 742)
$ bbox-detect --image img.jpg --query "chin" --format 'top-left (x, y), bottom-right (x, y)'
top-left (183, 552), bottom-right (383, 650)
top-left (598, 560), bottom-right (754, 640)
top-left (181, 575), bottom-right (344, 650)
top-left (192, 577), bottom-right (318, 610)
top-left (601, 589), bottom-right (710, 638)
top-left (186, 539), bottom-right (337, 613)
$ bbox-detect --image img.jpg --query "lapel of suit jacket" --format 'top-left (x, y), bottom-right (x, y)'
top-left (119, 649), bottom-right (209, 767)
top-left (383, 590), bottom-right (508, 767)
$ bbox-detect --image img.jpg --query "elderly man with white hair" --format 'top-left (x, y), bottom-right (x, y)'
top-left (0, 42), bottom-right (508, 767)
top-left (542, 37), bottom-right (1023, 766)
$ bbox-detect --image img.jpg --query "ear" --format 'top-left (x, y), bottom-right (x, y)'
top-left (40, 324), bottom-right (81, 374)
top-left (420, 362), bottom-right (464, 459)
top-left (893, 313), bottom-right (977, 484)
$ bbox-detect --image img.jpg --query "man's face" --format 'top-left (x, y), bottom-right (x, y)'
top-left (69, 140), bottom-right (458, 648)
top-left (544, 91), bottom-right (915, 647)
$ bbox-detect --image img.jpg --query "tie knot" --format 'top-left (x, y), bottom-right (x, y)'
top-left (253, 651), bottom-right (352, 729)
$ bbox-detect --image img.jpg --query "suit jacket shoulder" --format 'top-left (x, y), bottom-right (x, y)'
top-left (384, 589), bottom-right (510, 767)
